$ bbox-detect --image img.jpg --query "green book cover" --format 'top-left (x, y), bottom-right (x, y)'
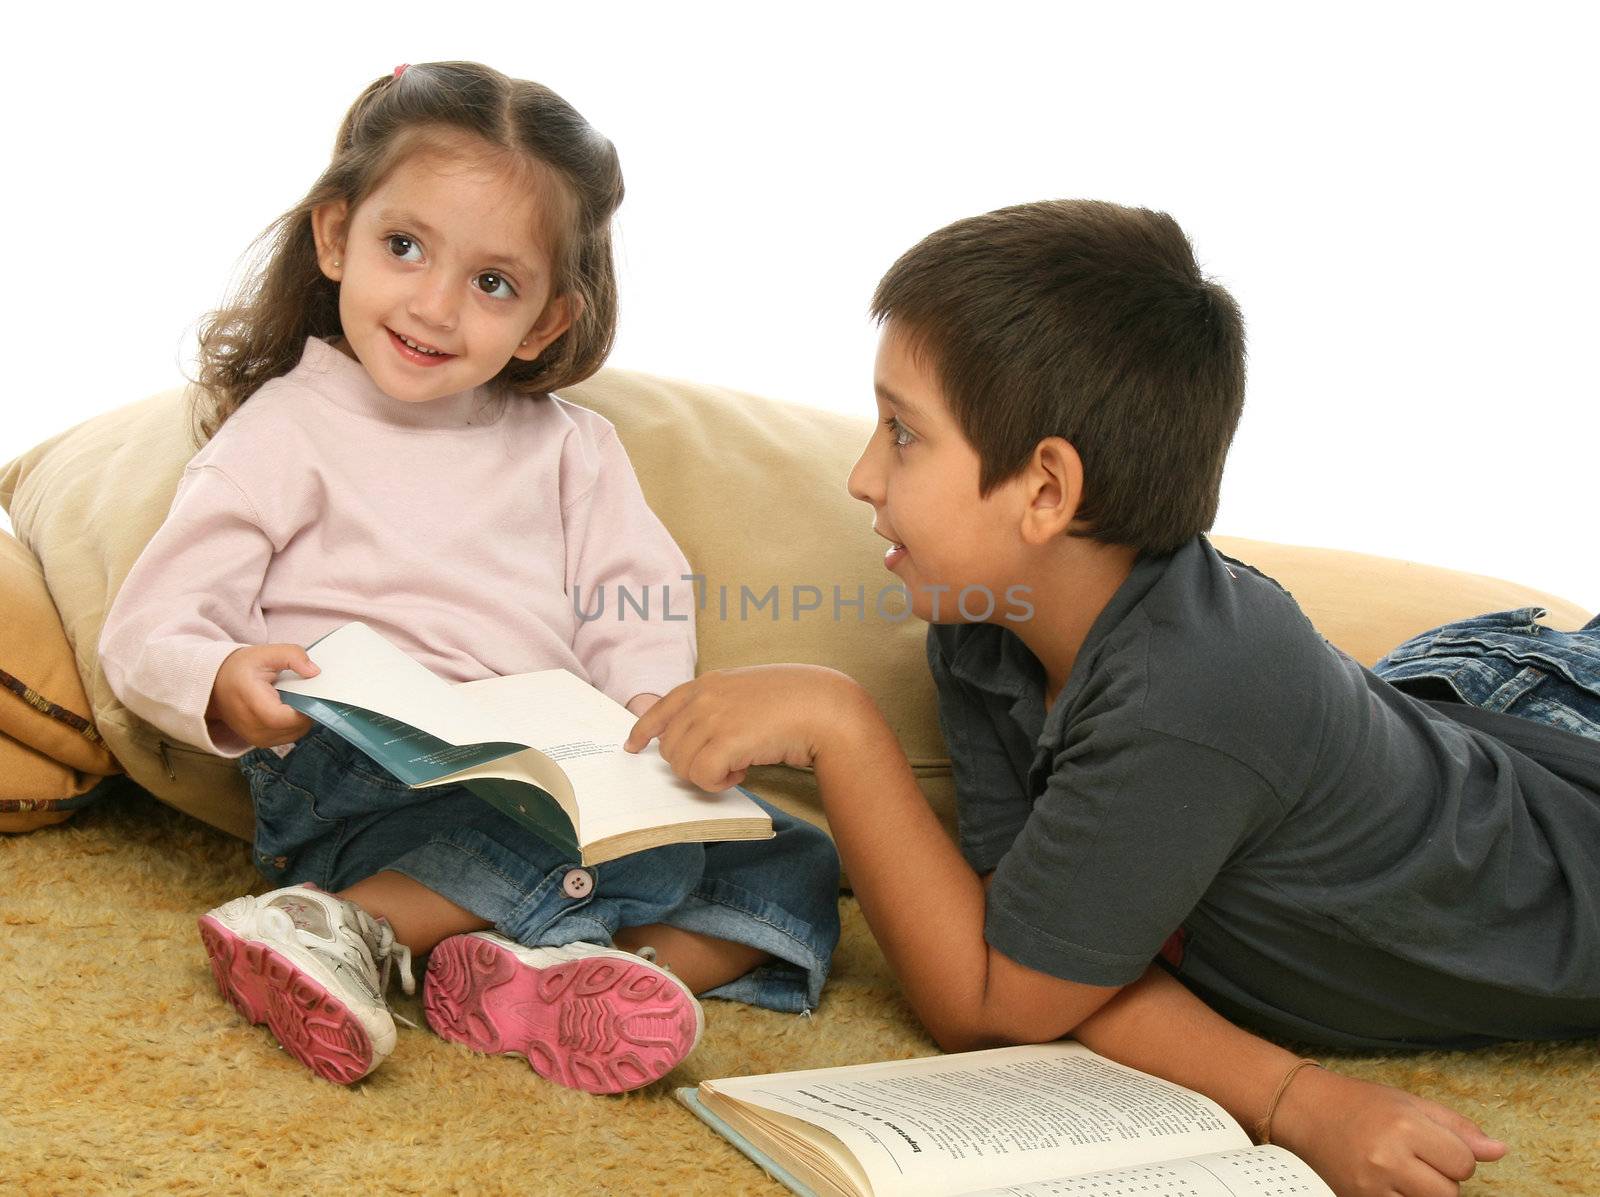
top-left (278, 691), bottom-right (582, 858)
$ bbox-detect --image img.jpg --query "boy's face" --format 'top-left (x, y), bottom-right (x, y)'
top-left (847, 324), bottom-right (1027, 624)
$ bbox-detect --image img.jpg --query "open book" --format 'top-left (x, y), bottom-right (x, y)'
top-left (273, 621), bottom-right (772, 865)
top-left (677, 1043), bottom-right (1333, 1197)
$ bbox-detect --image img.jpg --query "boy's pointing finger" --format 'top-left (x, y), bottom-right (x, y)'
top-left (624, 682), bottom-right (691, 752)
top-left (623, 714), bottom-right (655, 754)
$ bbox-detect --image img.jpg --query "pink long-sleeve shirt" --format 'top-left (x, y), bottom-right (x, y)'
top-left (100, 336), bottom-right (697, 757)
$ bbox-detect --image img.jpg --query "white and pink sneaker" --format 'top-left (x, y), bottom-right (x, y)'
top-left (198, 885), bottom-right (415, 1085)
top-left (423, 932), bottom-right (703, 1094)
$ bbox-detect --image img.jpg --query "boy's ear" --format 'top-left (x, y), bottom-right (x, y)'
top-left (310, 200), bottom-right (350, 282)
top-left (1018, 437), bottom-right (1087, 546)
top-left (512, 293), bottom-right (582, 362)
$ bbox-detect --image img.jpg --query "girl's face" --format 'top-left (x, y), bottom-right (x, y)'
top-left (312, 137), bottom-right (574, 404)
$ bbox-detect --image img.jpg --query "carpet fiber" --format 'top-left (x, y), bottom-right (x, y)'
top-left (3, 789), bottom-right (1595, 1195)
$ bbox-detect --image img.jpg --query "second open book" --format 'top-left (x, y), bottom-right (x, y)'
top-left (273, 621), bottom-right (772, 865)
top-left (678, 1042), bottom-right (1334, 1197)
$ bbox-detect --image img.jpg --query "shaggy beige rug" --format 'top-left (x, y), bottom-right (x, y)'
top-left (2, 788), bottom-right (1595, 1196)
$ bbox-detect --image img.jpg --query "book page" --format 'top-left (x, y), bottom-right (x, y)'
top-left (969, 1145), bottom-right (1332, 1196)
top-left (449, 670), bottom-right (769, 845)
top-left (276, 622), bottom-right (524, 749)
top-left (704, 1044), bottom-right (1249, 1197)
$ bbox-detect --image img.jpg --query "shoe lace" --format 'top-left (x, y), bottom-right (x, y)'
top-left (630, 944), bottom-right (681, 980)
top-left (353, 909), bottom-right (420, 1029)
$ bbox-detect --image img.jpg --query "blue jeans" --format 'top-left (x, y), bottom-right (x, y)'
top-left (1374, 607), bottom-right (1600, 740)
top-left (238, 725), bottom-right (841, 1013)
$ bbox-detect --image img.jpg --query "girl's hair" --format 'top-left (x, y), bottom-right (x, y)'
top-left (194, 61), bottom-right (623, 439)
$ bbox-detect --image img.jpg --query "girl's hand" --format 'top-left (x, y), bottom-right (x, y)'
top-left (624, 693), bottom-right (661, 719)
top-left (1270, 1065), bottom-right (1507, 1196)
top-left (623, 665), bottom-right (863, 791)
top-left (206, 644), bottom-right (321, 749)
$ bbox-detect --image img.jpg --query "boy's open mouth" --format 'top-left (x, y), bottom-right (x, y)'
top-left (873, 526), bottom-right (907, 566)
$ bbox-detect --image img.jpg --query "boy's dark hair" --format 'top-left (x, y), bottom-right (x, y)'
top-left (195, 61), bottom-right (623, 439)
top-left (871, 200), bottom-right (1245, 556)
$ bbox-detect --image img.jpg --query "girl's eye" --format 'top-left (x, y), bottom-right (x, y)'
top-left (475, 272), bottom-right (516, 299)
top-left (883, 415), bottom-right (914, 448)
top-left (386, 234), bottom-right (422, 262)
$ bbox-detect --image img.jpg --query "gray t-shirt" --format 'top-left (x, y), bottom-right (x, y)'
top-left (930, 537), bottom-right (1600, 1049)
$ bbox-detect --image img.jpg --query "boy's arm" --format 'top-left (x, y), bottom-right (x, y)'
top-left (1076, 965), bottom-right (1504, 1193)
top-left (810, 687), bottom-right (1124, 1048)
top-left (629, 666), bottom-right (1506, 1196)
top-left (627, 663), bottom-right (1119, 1044)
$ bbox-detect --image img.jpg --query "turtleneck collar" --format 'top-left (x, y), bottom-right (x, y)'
top-left (292, 336), bottom-right (505, 431)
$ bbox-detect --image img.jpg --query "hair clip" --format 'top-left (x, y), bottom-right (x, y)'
top-left (393, 63), bottom-right (410, 79)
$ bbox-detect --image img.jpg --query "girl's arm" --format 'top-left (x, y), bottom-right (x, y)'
top-left (100, 464), bottom-right (277, 755)
top-left (561, 425), bottom-right (697, 710)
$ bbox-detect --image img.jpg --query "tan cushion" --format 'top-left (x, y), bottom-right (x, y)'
top-left (0, 736), bottom-right (90, 832)
top-left (557, 371), bottom-right (953, 836)
top-left (1210, 537), bottom-right (1590, 664)
top-left (0, 530), bottom-right (120, 831)
top-left (0, 744), bottom-right (114, 833)
top-left (1, 368), bottom-right (1588, 848)
top-left (566, 372), bottom-right (943, 753)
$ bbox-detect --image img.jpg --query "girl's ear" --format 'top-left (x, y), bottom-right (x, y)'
top-left (1018, 437), bottom-right (1087, 545)
top-left (311, 200), bottom-right (350, 282)
top-left (511, 293), bottom-right (582, 362)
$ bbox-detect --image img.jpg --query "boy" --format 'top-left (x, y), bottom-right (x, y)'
top-left (626, 201), bottom-right (1600, 1195)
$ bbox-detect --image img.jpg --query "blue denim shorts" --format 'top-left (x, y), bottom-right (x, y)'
top-left (238, 725), bottom-right (841, 1013)
top-left (1374, 607), bottom-right (1600, 740)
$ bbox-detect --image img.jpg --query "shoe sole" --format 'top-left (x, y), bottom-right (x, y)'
top-left (423, 936), bottom-right (699, 1094)
top-left (198, 915), bottom-right (374, 1085)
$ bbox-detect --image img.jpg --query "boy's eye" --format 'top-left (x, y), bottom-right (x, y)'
top-left (883, 415), bottom-right (914, 448)
top-left (386, 234), bottom-right (422, 262)
top-left (475, 272), bottom-right (516, 299)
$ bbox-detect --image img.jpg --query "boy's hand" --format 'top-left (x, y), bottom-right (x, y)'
top-left (206, 644), bottom-right (321, 749)
top-left (1272, 1066), bottom-right (1507, 1196)
top-left (624, 665), bottom-right (866, 791)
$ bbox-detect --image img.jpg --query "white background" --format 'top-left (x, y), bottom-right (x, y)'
top-left (4, 2), bottom-right (1596, 609)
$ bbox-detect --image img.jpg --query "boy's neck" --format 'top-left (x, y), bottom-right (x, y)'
top-left (1006, 538), bottom-right (1138, 710)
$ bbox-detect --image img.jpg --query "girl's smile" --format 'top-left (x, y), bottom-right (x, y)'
top-left (386, 326), bottom-right (457, 366)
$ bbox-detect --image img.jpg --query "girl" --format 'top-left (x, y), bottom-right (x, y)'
top-left (99, 61), bottom-right (840, 1092)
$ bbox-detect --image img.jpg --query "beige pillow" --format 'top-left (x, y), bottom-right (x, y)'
top-left (1210, 537), bottom-right (1589, 663)
top-left (557, 370), bottom-right (953, 834)
top-left (0, 390), bottom-right (255, 838)
top-left (1, 368), bottom-right (1587, 848)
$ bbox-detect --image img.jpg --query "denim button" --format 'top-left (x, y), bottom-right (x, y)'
top-left (561, 868), bottom-right (593, 899)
